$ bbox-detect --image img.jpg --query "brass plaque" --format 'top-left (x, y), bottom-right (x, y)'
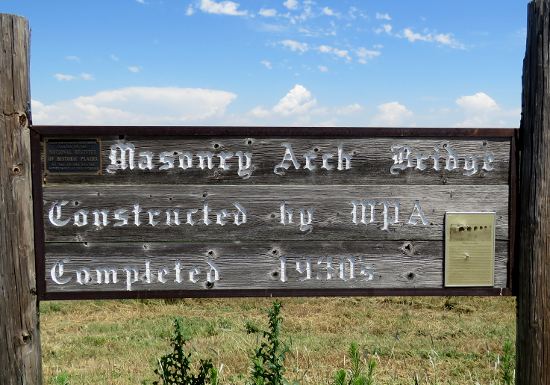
top-left (445, 212), bottom-right (495, 287)
top-left (45, 139), bottom-right (101, 174)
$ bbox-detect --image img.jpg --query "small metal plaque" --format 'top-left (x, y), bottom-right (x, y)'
top-left (45, 139), bottom-right (101, 174)
top-left (445, 212), bottom-right (495, 287)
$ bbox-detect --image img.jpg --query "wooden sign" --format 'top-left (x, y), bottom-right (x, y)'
top-left (31, 126), bottom-right (515, 300)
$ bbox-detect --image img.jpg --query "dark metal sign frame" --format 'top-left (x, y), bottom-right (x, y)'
top-left (30, 125), bottom-right (518, 301)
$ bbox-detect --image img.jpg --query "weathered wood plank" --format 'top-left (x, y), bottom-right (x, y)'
top-left (517, 1), bottom-right (550, 383)
top-left (44, 241), bottom-right (508, 293)
top-left (42, 138), bottom-right (510, 185)
top-left (42, 185), bottom-right (509, 242)
top-left (0, 13), bottom-right (42, 385)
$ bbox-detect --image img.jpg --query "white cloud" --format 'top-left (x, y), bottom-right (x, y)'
top-left (337, 103), bottom-right (363, 115)
top-left (322, 7), bottom-right (337, 16)
top-left (261, 60), bottom-right (273, 69)
top-left (65, 55), bottom-right (80, 62)
top-left (54, 72), bottom-right (94, 81)
top-left (245, 85), bottom-right (368, 125)
top-left (31, 87), bottom-right (237, 125)
top-left (375, 24), bottom-right (392, 35)
top-left (273, 84), bottom-right (317, 116)
top-left (355, 47), bottom-right (381, 64)
top-left (128, 66), bottom-right (141, 73)
top-left (281, 41), bottom-right (377, 65)
top-left (136, 0), bottom-right (146, 4)
top-left (280, 39), bottom-right (309, 53)
top-left (348, 6), bottom-right (368, 20)
top-left (283, 0), bottom-right (299, 10)
top-left (454, 92), bottom-right (519, 127)
top-left (186, 4), bottom-right (195, 16)
top-left (318, 65), bottom-right (328, 72)
top-left (456, 92), bottom-right (499, 112)
top-left (199, 0), bottom-right (248, 16)
top-left (402, 28), bottom-right (465, 49)
top-left (248, 106), bottom-right (271, 118)
top-left (54, 73), bottom-right (76, 81)
top-left (403, 28), bottom-right (426, 42)
top-left (371, 102), bottom-right (414, 126)
top-left (376, 12), bottom-right (391, 20)
top-left (259, 8), bottom-right (277, 17)
top-left (110, 54), bottom-right (120, 62)
top-left (318, 45), bottom-right (351, 61)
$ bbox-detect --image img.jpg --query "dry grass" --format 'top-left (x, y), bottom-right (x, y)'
top-left (41, 296), bottom-right (515, 385)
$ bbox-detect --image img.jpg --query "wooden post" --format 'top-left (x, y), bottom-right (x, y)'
top-left (517, 0), bottom-right (550, 384)
top-left (0, 14), bottom-right (42, 385)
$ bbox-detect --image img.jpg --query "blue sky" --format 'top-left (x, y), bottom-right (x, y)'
top-left (2, 0), bottom-right (528, 127)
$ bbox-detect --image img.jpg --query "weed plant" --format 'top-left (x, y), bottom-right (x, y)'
top-left (499, 340), bottom-right (515, 385)
top-left (246, 301), bottom-right (291, 385)
top-left (333, 342), bottom-right (376, 385)
top-left (149, 301), bottom-right (515, 385)
top-left (153, 318), bottom-right (218, 385)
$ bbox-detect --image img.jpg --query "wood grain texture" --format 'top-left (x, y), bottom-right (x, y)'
top-left (42, 138), bottom-right (510, 185)
top-left (33, 125), bottom-right (519, 138)
top-left (42, 185), bottom-right (509, 242)
top-left (0, 14), bottom-right (42, 385)
top-left (517, 1), bottom-right (550, 383)
top-left (44, 241), bottom-right (508, 292)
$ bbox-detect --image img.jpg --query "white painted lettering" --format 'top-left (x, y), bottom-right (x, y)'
top-left (304, 151), bottom-right (317, 171)
top-left (73, 209), bottom-right (88, 227)
top-left (408, 200), bottom-right (429, 225)
top-left (114, 209), bottom-right (129, 227)
top-left (196, 151), bottom-right (214, 170)
top-left (158, 267), bottom-right (169, 283)
top-left (322, 153), bottom-right (334, 170)
top-left (189, 266), bottom-right (200, 283)
top-left (92, 209), bottom-right (109, 228)
top-left (299, 208), bottom-right (314, 232)
top-left (51, 259), bottom-right (71, 285)
top-left (295, 258), bottom-right (312, 281)
top-left (138, 151), bottom-right (154, 170)
top-left (76, 268), bottom-right (91, 285)
top-left (186, 209), bottom-right (198, 226)
top-left (107, 142), bottom-right (135, 174)
top-left (236, 151), bottom-right (253, 179)
top-left (159, 151), bottom-right (175, 170)
top-left (381, 200), bottom-right (400, 231)
top-left (279, 257), bottom-right (287, 283)
top-left (147, 209), bottom-right (161, 226)
top-left (390, 145), bottom-right (412, 175)
top-left (95, 267), bottom-right (118, 284)
top-left (218, 151), bottom-right (233, 171)
top-left (123, 267), bottom-right (139, 291)
top-left (174, 261), bottom-right (183, 283)
top-left (233, 203), bottom-right (247, 225)
top-left (337, 145), bottom-right (352, 170)
top-left (274, 143), bottom-right (300, 175)
top-left (206, 260), bottom-right (220, 283)
top-left (49, 201), bottom-right (70, 227)
top-left (133, 204), bottom-right (141, 226)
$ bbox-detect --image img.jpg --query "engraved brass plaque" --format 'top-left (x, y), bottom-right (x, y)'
top-left (45, 139), bottom-right (101, 174)
top-left (445, 212), bottom-right (495, 287)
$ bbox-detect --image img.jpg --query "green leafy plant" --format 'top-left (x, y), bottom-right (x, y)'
top-left (333, 343), bottom-right (376, 385)
top-left (153, 318), bottom-right (217, 385)
top-left (499, 339), bottom-right (515, 385)
top-left (51, 372), bottom-right (70, 385)
top-left (247, 301), bottom-right (290, 385)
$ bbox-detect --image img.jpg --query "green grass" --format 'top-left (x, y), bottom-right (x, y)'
top-left (40, 297), bottom-right (515, 384)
